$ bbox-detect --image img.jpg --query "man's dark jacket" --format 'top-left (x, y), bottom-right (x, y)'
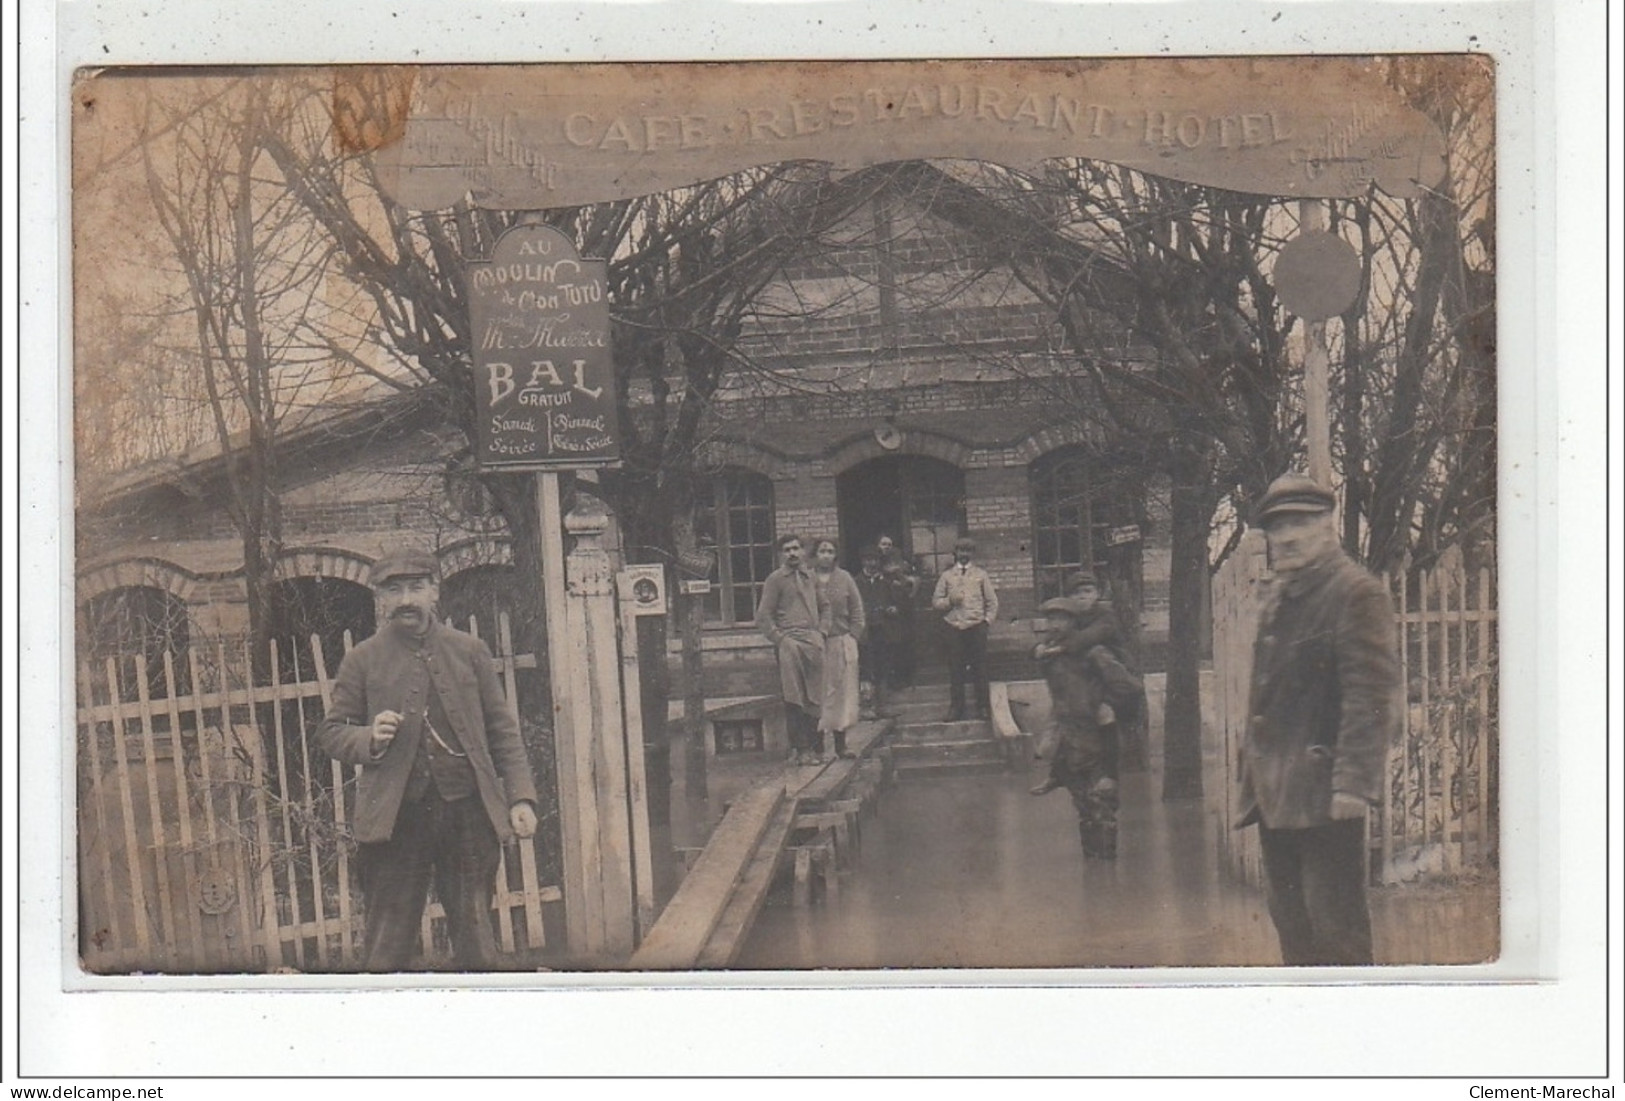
top-left (856, 568), bottom-right (913, 644)
top-left (319, 619), bottom-right (538, 844)
top-left (1237, 552), bottom-right (1400, 830)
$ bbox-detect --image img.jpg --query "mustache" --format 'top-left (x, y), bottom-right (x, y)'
top-left (388, 603), bottom-right (430, 618)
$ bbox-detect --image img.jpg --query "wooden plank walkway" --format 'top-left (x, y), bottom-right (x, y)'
top-left (694, 799), bottom-right (799, 969)
top-left (791, 718), bottom-right (890, 808)
top-left (630, 717), bottom-right (895, 969)
top-left (629, 781), bottom-right (788, 969)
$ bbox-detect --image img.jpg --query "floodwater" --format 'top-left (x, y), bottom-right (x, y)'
top-left (734, 764), bottom-right (1281, 970)
top-left (733, 759), bottom-right (1499, 971)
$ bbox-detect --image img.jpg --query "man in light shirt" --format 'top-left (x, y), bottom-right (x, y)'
top-left (931, 536), bottom-right (999, 721)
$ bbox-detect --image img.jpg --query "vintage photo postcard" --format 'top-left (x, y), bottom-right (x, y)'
top-left (70, 56), bottom-right (1500, 979)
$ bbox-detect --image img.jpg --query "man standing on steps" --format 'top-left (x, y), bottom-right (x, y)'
top-left (932, 536), bottom-right (999, 722)
top-left (318, 549), bottom-right (539, 972)
top-left (855, 543), bottom-right (907, 719)
top-left (876, 534), bottom-right (919, 689)
top-left (1238, 473), bottom-right (1400, 966)
top-left (755, 533), bottom-right (827, 765)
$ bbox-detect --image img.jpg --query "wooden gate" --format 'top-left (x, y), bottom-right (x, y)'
top-left (75, 613), bottom-right (560, 974)
top-left (1212, 540), bottom-right (1498, 886)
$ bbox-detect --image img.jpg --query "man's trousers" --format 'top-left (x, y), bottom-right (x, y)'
top-left (1257, 817), bottom-right (1374, 965)
top-left (859, 636), bottom-right (897, 697)
top-left (356, 792), bottom-right (502, 972)
top-left (785, 702), bottom-right (822, 756)
top-left (1051, 720), bottom-right (1119, 859)
top-left (945, 622), bottom-right (990, 717)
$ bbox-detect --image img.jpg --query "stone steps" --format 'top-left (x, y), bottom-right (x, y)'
top-left (873, 684), bottom-right (1011, 779)
top-left (890, 736), bottom-right (1009, 777)
top-left (891, 718), bottom-right (995, 744)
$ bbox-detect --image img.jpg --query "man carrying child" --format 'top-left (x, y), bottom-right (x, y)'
top-left (1030, 570), bottom-right (1140, 860)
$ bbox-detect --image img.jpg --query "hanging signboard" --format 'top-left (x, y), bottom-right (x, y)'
top-left (469, 223), bottom-right (619, 470)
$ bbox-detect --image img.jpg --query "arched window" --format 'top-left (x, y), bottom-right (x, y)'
top-left (81, 585), bottom-right (191, 701)
top-left (268, 576), bottom-right (375, 681)
top-left (1029, 449), bottom-right (1137, 603)
top-left (694, 469), bottom-right (776, 626)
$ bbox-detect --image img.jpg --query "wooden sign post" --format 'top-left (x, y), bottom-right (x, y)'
top-left (470, 221), bottom-right (655, 961)
top-left (1275, 201), bottom-right (1363, 493)
top-left (1299, 200), bottom-right (1333, 489)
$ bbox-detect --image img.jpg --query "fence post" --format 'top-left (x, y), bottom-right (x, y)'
top-left (132, 653), bottom-right (181, 970)
top-left (561, 495), bottom-right (637, 960)
top-left (78, 659), bottom-right (126, 970)
top-left (105, 657), bottom-right (153, 962)
top-left (499, 611), bottom-right (548, 952)
top-left (1211, 530), bottom-right (1268, 886)
top-left (162, 649), bottom-right (207, 967)
top-left (310, 633), bottom-right (358, 961)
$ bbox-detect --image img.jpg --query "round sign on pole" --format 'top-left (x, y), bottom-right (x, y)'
top-left (1272, 230), bottom-right (1362, 321)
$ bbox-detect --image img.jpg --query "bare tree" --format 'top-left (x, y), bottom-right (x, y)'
top-left (139, 77), bottom-right (358, 667)
top-left (1338, 56), bottom-right (1497, 571)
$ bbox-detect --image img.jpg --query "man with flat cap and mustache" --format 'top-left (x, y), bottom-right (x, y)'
top-left (319, 548), bottom-right (538, 971)
top-left (1239, 473), bottom-right (1400, 966)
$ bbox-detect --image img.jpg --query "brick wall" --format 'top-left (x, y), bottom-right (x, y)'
top-left (723, 376), bottom-right (1053, 426)
top-left (175, 499), bottom-right (451, 542)
top-left (770, 472), bottom-right (840, 544)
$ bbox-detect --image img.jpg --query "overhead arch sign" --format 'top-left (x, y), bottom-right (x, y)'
top-left (351, 56), bottom-right (1454, 209)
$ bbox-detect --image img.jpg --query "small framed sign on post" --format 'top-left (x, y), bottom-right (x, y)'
top-left (619, 564), bottom-right (668, 617)
top-left (469, 222), bottom-right (620, 470)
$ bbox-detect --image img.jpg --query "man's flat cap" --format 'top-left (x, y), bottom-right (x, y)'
top-left (954, 536), bottom-right (977, 552)
top-left (1066, 570), bottom-right (1100, 591)
top-left (1040, 596), bottom-right (1092, 619)
top-left (369, 549), bottom-right (439, 586)
top-left (1254, 473), bottom-right (1335, 526)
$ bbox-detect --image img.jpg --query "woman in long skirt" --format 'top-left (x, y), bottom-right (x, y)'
top-left (811, 537), bottom-right (866, 760)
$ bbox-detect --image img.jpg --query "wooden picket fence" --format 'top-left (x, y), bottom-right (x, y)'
top-left (75, 613), bottom-right (561, 974)
top-left (1214, 538), bottom-right (1498, 886)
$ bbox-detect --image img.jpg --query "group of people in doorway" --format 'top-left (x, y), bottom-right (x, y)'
top-left (756, 530), bottom-right (1018, 767)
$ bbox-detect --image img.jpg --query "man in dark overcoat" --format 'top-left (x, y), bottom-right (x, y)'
top-left (319, 549), bottom-right (539, 971)
top-left (1238, 473), bottom-right (1400, 966)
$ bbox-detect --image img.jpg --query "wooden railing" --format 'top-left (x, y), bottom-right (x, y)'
top-left (1213, 538), bottom-right (1497, 886)
top-left (75, 614), bottom-right (560, 974)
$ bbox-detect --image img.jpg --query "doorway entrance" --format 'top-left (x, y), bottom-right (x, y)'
top-left (836, 454), bottom-right (966, 575)
top-left (837, 455), bottom-right (967, 683)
